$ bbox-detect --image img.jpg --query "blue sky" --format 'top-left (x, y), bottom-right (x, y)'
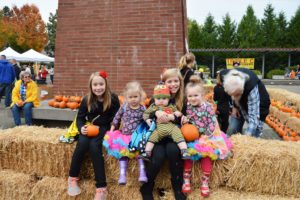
top-left (0, 0), bottom-right (299, 24)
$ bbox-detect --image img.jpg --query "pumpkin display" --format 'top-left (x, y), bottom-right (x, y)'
top-left (59, 101), bottom-right (66, 109)
top-left (54, 95), bottom-right (63, 102)
top-left (181, 124), bottom-right (199, 142)
top-left (62, 96), bottom-right (69, 103)
top-left (53, 102), bottom-right (60, 108)
top-left (86, 125), bottom-right (99, 137)
top-left (48, 100), bottom-right (56, 107)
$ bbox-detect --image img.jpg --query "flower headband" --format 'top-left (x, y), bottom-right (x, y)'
top-left (99, 70), bottom-right (108, 79)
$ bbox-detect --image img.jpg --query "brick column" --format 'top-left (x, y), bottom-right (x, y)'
top-left (54, 0), bottom-right (187, 96)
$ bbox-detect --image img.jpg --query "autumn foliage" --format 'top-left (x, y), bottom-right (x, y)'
top-left (0, 4), bottom-right (47, 52)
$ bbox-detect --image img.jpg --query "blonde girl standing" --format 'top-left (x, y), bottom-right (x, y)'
top-left (103, 81), bottom-right (148, 185)
top-left (67, 71), bottom-right (120, 200)
top-left (182, 76), bottom-right (232, 197)
top-left (178, 53), bottom-right (196, 87)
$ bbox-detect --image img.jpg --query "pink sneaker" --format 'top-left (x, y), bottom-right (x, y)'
top-left (94, 187), bottom-right (108, 200)
top-left (67, 177), bottom-right (81, 196)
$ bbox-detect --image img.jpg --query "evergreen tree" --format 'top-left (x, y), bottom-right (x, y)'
top-left (45, 10), bottom-right (57, 56)
top-left (237, 6), bottom-right (262, 48)
top-left (261, 4), bottom-right (278, 47)
top-left (201, 14), bottom-right (218, 48)
top-left (188, 19), bottom-right (202, 49)
top-left (217, 13), bottom-right (237, 48)
top-left (287, 6), bottom-right (300, 47)
top-left (276, 12), bottom-right (288, 47)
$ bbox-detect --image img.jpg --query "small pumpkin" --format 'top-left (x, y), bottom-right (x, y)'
top-left (55, 95), bottom-right (63, 102)
top-left (181, 124), bottom-right (199, 142)
top-left (54, 102), bottom-right (60, 108)
top-left (62, 96), bottom-right (69, 103)
top-left (86, 125), bottom-right (99, 137)
top-left (48, 100), bottom-right (56, 107)
top-left (59, 101), bottom-right (67, 109)
top-left (75, 96), bottom-right (82, 103)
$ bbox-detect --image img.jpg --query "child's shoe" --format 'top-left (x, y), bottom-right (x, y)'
top-left (181, 149), bottom-right (190, 160)
top-left (182, 170), bottom-right (191, 193)
top-left (200, 175), bottom-right (210, 197)
top-left (140, 151), bottom-right (151, 162)
top-left (67, 177), bottom-right (81, 196)
top-left (59, 135), bottom-right (75, 144)
top-left (138, 158), bottom-right (148, 183)
top-left (94, 187), bottom-right (108, 200)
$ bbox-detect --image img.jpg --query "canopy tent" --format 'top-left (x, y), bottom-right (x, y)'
top-left (0, 47), bottom-right (29, 61)
top-left (21, 49), bottom-right (54, 62)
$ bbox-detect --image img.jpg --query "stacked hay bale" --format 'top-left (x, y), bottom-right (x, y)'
top-left (1, 126), bottom-right (300, 199)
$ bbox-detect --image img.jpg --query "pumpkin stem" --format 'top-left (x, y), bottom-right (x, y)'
top-left (91, 115), bottom-right (100, 124)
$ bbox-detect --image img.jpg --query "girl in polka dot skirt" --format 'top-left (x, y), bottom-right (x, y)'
top-left (103, 81), bottom-right (148, 185)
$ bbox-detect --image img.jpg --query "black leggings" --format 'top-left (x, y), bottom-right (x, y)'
top-left (140, 139), bottom-right (186, 200)
top-left (69, 133), bottom-right (106, 188)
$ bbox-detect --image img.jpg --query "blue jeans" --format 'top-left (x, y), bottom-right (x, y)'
top-left (11, 102), bottom-right (33, 126)
top-left (0, 83), bottom-right (12, 107)
top-left (227, 116), bottom-right (261, 137)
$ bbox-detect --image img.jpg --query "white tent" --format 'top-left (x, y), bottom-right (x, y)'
top-left (21, 49), bottom-right (54, 62)
top-left (0, 47), bottom-right (29, 61)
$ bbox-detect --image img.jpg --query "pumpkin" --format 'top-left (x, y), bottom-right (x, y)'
top-left (62, 96), bottom-right (69, 103)
top-left (144, 98), bottom-right (151, 107)
top-left (59, 101), bottom-right (67, 109)
top-left (54, 102), bottom-right (60, 108)
top-left (118, 95), bottom-right (124, 105)
top-left (55, 95), bottom-right (63, 102)
top-left (87, 125), bottom-right (99, 137)
top-left (75, 96), bottom-right (82, 103)
top-left (181, 124), bottom-right (199, 142)
top-left (67, 102), bottom-right (78, 110)
top-left (18, 101), bottom-right (24, 106)
top-left (48, 100), bottom-right (56, 107)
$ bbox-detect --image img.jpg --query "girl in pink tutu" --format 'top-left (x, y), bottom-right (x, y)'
top-left (181, 76), bottom-right (233, 197)
top-left (103, 81), bottom-right (147, 185)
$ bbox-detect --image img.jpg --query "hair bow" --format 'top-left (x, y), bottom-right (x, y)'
top-left (99, 70), bottom-right (108, 79)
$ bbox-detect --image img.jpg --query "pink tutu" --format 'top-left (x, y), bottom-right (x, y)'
top-left (103, 130), bottom-right (138, 159)
top-left (187, 130), bottom-right (233, 161)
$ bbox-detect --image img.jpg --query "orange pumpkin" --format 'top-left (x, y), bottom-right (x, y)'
top-left (59, 101), bottom-right (67, 109)
top-left (75, 96), bottom-right (82, 103)
top-left (55, 95), bottom-right (63, 102)
top-left (54, 102), bottom-right (60, 108)
top-left (67, 102), bottom-right (78, 110)
top-left (87, 125), bottom-right (99, 137)
top-left (118, 95), bottom-right (124, 105)
top-left (48, 100), bottom-right (56, 107)
top-left (62, 96), bottom-right (69, 103)
top-left (144, 98), bottom-right (151, 107)
top-left (181, 124), bottom-right (199, 142)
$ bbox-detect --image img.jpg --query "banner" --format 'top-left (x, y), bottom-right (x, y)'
top-left (226, 58), bottom-right (255, 69)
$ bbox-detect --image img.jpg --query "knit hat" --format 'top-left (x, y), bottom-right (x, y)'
top-left (153, 84), bottom-right (170, 99)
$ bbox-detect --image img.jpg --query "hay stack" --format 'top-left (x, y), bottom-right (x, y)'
top-left (267, 88), bottom-right (300, 110)
top-left (286, 117), bottom-right (300, 132)
top-left (226, 135), bottom-right (300, 197)
top-left (0, 170), bottom-right (36, 200)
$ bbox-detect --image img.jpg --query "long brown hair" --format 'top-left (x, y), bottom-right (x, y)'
top-left (87, 72), bottom-right (112, 112)
top-left (161, 68), bottom-right (184, 111)
top-left (178, 53), bottom-right (196, 70)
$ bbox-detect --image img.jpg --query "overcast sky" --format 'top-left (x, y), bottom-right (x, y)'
top-left (0, 0), bottom-right (299, 25)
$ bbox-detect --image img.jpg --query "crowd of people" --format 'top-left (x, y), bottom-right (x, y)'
top-left (63, 52), bottom-right (272, 200)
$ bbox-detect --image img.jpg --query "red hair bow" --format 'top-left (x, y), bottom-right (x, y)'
top-left (99, 70), bottom-right (108, 79)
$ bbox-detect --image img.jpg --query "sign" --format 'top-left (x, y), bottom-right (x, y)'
top-left (226, 58), bottom-right (255, 69)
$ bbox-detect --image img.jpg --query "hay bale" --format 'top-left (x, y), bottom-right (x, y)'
top-left (267, 88), bottom-right (300, 110)
top-left (225, 135), bottom-right (300, 197)
top-left (286, 117), bottom-right (300, 132)
top-left (0, 170), bottom-right (37, 200)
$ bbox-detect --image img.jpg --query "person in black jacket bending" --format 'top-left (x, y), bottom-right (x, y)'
top-left (223, 68), bottom-right (270, 137)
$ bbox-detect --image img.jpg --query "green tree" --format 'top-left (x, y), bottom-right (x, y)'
top-left (276, 12), bottom-right (288, 47)
top-left (45, 10), bottom-right (57, 56)
top-left (217, 13), bottom-right (237, 48)
top-left (287, 7), bottom-right (300, 47)
top-left (201, 14), bottom-right (218, 48)
top-left (237, 6), bottom-right (262, 48)
top-left (261, 4), bottom-right (278, 47)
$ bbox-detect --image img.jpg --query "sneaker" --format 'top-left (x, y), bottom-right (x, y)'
top-left (200, 175), bottom-right (210, 197)
top-left (94, 187), bottom-right (108, 200)
top-left (67, 177), bottom-right (81, 196)
top-left (59, 135), bottom-right (75, 144)
top-left (140, 152), bottom-right (151, 162)
top-left (181, 149), bottom-right (191, 160)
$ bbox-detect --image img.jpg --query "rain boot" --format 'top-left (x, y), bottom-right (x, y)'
top-left (118, 158), bottom-right (128, 185)
top-left (200, 174), bottom-right (210, 197)
top-left (138, 158), bottom-right (148, 183)
top-left (182, 160), bottom-right (192, 194)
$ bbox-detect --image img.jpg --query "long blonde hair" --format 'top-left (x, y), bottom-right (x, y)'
top-left (178, 53), bottom-right (196, 70)
top-left (161, 68), bottom-right (184, 111)
top-left (87, 72), bottom-right (112, 112)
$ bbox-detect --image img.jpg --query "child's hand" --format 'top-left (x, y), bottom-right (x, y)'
top-left (110, 125), bottom-right (115, 132)
top-left (156, 111), bottom-right (169, 123)
top-left (174, 111), bottom-right (182, 117)
top-left (81, 125), bottom-right (88, 135)
top-left (146, 119), bottom-right (152, 126)
top-left (181, 116), bottom-right (189, 125)
top-left (167, 114), bottom-right (175, 121)
top-left (16, 101), bottom-right (24, 107)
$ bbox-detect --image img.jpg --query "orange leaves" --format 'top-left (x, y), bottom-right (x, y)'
top-left (0, 4), bottom-right (47, 52)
